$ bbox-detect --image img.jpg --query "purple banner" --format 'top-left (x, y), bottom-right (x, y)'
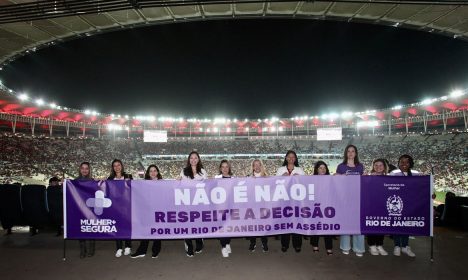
top-left (64, 175), bottom-right (432, 239)
top-left (360, 176), bottom-right (432, 236)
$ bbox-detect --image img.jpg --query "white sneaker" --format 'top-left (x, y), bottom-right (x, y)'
top-left (226, 244), bottom-right (232, 254)
top-left (124, 247), bottom-right (131, 256)
top-left (369, 245), bottom-right (378, 256)
top-left (221, 247), bottom-right (229, 258)
top-left (115, 249), bottom-right (122, 258)
top-left (401, 246), bottom-right (416, 257)
top-left (393, 246), bottom-right (401, 256)
top-left (355, 252), bottom-right (364, 257)
top-left (377, 246), bottom-right (388, 256)
top-left (342, 250), bottom-right (349, 255)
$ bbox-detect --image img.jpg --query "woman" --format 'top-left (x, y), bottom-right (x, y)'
top-left (389, 154), bottom-right (419, 258)
top-left (367, 159), bottom-right (389, 256)
top-left (108, 159), bottom-right (133, 258)
top-left (276, 150), bottom-right (305, 253)
top-left (77, 162), bottom-right (96, 259)
top-left (310, 161), bottom-right (333, 255)
top-left (179, 151), bottom-right (207, 257)
top-left (248, 159), bottom-right (269, 253)
top-left (131, 165), bottom-right (163, 259)
top-left (215, 160), bottom-right (234, 258)
top-left (336, 144), bottom-right (365, 257)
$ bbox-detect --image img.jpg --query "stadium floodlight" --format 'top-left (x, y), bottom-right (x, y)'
top-left (8, 89), bottom-right (13, 93)
top-left (111, 114), bottom-right (115, 118)
top-left (35, 99), bottom-right (44, 106)
top-left (18, 93), bottom-right (29, 101)
top-left (233, 118), bottom-right (237, 122)
top-left (50, 103), bottom-right (57, 108)
top-left (92, 111), bottom-right (98, 116)
top-left (125, 115), bottom-right (129, 119)
top-left (357, 120), bottom-right (379, 127)
top-left (244, 118), bottom-right (248, 122)
top-left (341, 112), bottom-right (352, 118)
top-left (178, 118), bottom-right (183, 123)
top-left (84, 110), bottom-right (91, 115)
top-left (421, 98), bottom-right (433, 105)
top-left (149, 116), bottom-right (156, 122)
top-left (392, 105), bottom-right (402, 110)
top-left (450, 89), bottom-right (464, 98)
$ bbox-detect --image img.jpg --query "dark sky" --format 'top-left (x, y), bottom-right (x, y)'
top-left (1, 19), bottom-right (468, 118)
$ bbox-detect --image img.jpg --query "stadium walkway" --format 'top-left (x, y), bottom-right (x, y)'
top-left (0, 227), bottom-right (466, 280)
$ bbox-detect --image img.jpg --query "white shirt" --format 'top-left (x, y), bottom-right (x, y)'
top-left (215, 175), bottom-right (234, 178)
top-left (180, 168), bottom-right (208, 180)
top-left (389, 169), bottom-right (421, 176)
top-left (276, 166), bottom-right (305, 176)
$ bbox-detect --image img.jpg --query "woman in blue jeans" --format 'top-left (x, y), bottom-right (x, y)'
top-left (336, 145), bottom-right (365, 257)
top-left (389, 154), bottom-right (420, 257)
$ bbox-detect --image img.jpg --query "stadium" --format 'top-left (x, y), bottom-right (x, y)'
top-left (0, 1), bottom-right (467, 280)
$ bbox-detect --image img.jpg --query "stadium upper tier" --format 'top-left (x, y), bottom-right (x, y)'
top-left (0, 132), bottom-right (467, 196)
top-left (1, 1), bottom-right (468, 65)
top-left (0, 85), bottom-right (467, 138)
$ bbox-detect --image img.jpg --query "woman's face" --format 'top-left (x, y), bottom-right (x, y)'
top-left (373, 161), bottom-right (385, 174)
top-left (149, 166), bottom-right (159, 180)
top-left (80, 164), bottom-right (90, 177)
top-left (253, 161), bottom-right (262, 173)
top-left (189, 154), bottom-right (199, 166)
top-left (220, 162), bottom-right (230, 176)
top-left (347, 147), bottom-right (356, 160)
top-left (317, 164), bottom-right (327, 175)
top-left (286, 153), bottom-right (296, 166)
top-left (399, 158), bottom-right (411, 172)
top-left (113, 161), bottom-right (122, 174)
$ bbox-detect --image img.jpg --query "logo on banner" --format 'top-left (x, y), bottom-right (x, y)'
top-left (386, 195), bottom-right (403, 216)
top-left (86, 190), bottom-right (112, 215)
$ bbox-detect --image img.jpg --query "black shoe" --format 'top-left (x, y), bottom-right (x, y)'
top-left (195, 246), bottom-right (203, 254)
top-left (152, 253), bottom-right (159, 259)
top-left (130, 252), bottom-right (145, 258)
top-left (294, 247), bottom-right (301, 253)
top-left (262, 243), bottom-right (269, 253)
top-left (5, 228), bottom-right (12, 236)
top-left (249, 243), bottom-right (256, 252)
top-left (281, 247), bottom-right (288, 253)
top-left (186, 250), bottom-right (194, 258)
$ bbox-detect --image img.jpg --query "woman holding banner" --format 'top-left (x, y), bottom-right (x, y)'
top-left (77, 162), bottom-right (96, 259)
top-left (108, 159), bottom-right (133, 258)
top-left (131, 165), bottom-right (163, 259)
top-left (248, 159), bottom-right (269, 253)
top-left (367, 159), bottom-right (389, 256)
top-left (276, 150), bottom-right (305, 253)
top-left (215, 160), bottom-right (234, 258)
top-left (179, 151), bottom-right (207, 257)
top-left (336, 145), bottom-right (366, 257)
top-left (389, 154), bottom-right (419, 257)
top-left (310, 161), bottom-right (333, 255)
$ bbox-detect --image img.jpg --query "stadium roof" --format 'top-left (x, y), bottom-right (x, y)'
top-left (0, 0), bottom-right (468, 66)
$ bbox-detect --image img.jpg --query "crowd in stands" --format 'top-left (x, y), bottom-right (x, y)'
top-left (0, 131), bottom-right (466, 195)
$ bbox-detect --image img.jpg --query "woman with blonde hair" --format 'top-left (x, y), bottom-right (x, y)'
top-left (248, 159), bottom-right (269, 252)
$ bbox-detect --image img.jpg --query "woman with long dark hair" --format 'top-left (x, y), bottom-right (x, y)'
top-left (179, 151), bottom-right (207, 257)
top-left (108, 159), bottom-right (133, 258)
top-left (215, 160), bottom-right (234, 257)
top-left (389, 154), bottom-right (420, 257)
top-left (336, 145), bottom-right (365, 257)
top-left (276, 150), bottom-right (305, 253)
top-left (310, 161), bottom-right (333, 255)
top-left (77, 162), bottom-right (96, 259)
top-left (131, 164), bottom-right (163, 259)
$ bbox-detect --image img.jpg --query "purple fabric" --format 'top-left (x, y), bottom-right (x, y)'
top-left (335, 163), bottom-right (364, 175)
top-left (64, 175), bottom-right (431, 239)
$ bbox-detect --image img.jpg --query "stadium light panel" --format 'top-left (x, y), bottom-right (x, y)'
top-left (421, 98), bottom-right (433, 105)
top-left (450, 89), bottom-right (464, 98)
top-left (392, 105), bottom-right (402, 110)
top-left (18, 93), bottom-right (29, 101)
top-left (50, 103), bottom-right (57, 108)
top-left (35, 99), bottom-right (44, 106)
